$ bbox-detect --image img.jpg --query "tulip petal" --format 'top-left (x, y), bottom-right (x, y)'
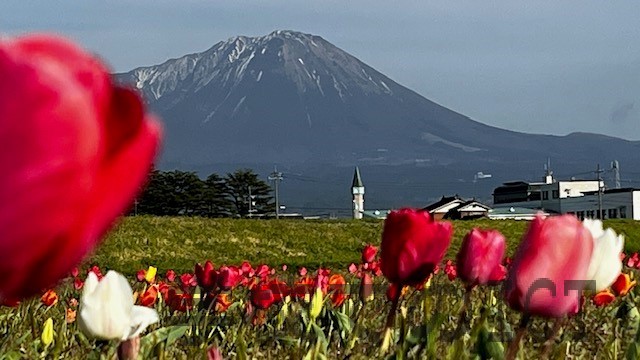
top-left (127, 306), bottom-right (159, 340)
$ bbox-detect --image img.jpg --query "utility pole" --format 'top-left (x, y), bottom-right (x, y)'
top-left (248, 186), bottom-right (253, 218)
top-left (268, 167), bottom-right (283, 219)
top-left (596, 164), bottom-right (604, 219)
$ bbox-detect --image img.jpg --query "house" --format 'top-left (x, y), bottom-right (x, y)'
top-left (423, 195), bottom-right (491, 220)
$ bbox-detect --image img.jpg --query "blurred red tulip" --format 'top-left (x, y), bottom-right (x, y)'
top-left (592, 290), bottom-right (616, 307)
top-left (362, 244), bottom-right (378, 263)
top-left (74, 278), bottom-right (84, 290)
top-left (381, 209), bottom-right (452, 287)
top-left (456, 229), bottom-right (506, 287)
top-left (251, 283), bottom-right (275, 310)
top-left (71, 267), bottom-right (79, 278)
top-left (505, 215), bottom-right (594, 318)
top-left (267, 279), bottom-right (290, 303)
top-left (138, 285), bottom-right (158, 307)
top-left (487, 264), bottom-right (507, 285)
top-left (240, 261), bottom-right (253, 276)
top-left (348, 263), bottom-right (358, 274)
top-left (444, 260), bottom-right (457, 281)
top-left (214, 293), bottom-right (233, 313)
top-left (292, 276), bottom-right (314, 300)
top-left (89, 266), bottom-right (103, 280)
top-left (41, 289), bottom-right (58, 307)
top-left (166, 288), bottom-right (193, 313)
top-left (0, 35), bottom-right (161, 299)
top-left (1, 298), bottom-right (21, 307)
top-left (612, 273), bottom-right (636, 296)
top-left (255, 264), bottom-right (270, 279)
top-left (298, 267), bottom-right (308, 277)
top-left (179, 273), bottom-right (197, 292)
top-left (195, 261), bottom-right (217, 291)
top-left (626, 253), bottom-right (639, 268)
top-left (165, 270), bottom-right (176, 283)
top-left (218, 266), bottom-right (242, 291)
top-left (328, 274), bottom-right (347, 307)
top-left (207, 345), bottom-right (223, 360)
top-left (135, 269), bottom-right (146, 282)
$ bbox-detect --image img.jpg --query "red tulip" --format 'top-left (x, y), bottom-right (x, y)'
top-left (267, 279), bottom-right (290, 303)
top-left (348, 263), bottom-right (359, 274)
top-left (592, 290), bottom-right (615, 307)
top-left (612, 273), bottom-right (636, 296)
top-left (380, 208), bottom-right (452, 287)
top-left (71, 267), bottom-right (80, 278)
top-left (195, 261), bottom-right (217, 291)
top-left (626, 253), bottom-right (639, 268)
top-left (217, 266), bottom-right (242, 291)
top-left (214, 293), bottom-right (233, 313)
top-left (487, 264), bottom-right (507, 285)
top-left (74, 278), bottom-right (84, 290)
top-left (88, 266), bottom-right (103, 280)
top-left (0, 35), bottom-right (161, 299)
top-left (255, 264), bottom-right (270, 279)
top-left (328, 274), bottom-right (347, 307)
top-left (298, 267), bottom-right (308, 277)
top-left (456, 229), bottom-right (506, 287)
top-left (166, 288), bottom-right (193, 313)
top-left (41, 289), bottom-right (58, 307)
top-left (251, 283), bottom-right (275, 310)
top-left (165, 270), bottom-right (176, 283)
top-left (179, 273), bottom-right (197, 292)
top-left (505, 215), bottom-right (594, 318)
top-left (292, 276), bottom-right (314, 300)
top-left (240, 261), bottom-right (254, 277)
top-left (362, 244), bottom-right (378, 263)
top-left (444, 260), bottom-right (457, 281)
top-left (138, 285), bottom-right (158, 307)
top-left (136, 269), bottom-right (146, 282)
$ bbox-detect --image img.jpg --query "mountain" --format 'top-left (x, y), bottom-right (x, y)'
top-left (116, 30), bottom-right (640, 213)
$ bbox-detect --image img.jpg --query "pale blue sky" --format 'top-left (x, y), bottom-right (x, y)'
top-left (2, 1), bottom-right (639, 140)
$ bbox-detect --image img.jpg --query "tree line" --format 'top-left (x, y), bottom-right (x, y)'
top-left (134, 169), bottom-right (274, 217)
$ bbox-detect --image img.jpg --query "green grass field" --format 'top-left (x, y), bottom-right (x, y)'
top-left (3, 216), bottom-right (640, 359)
top-left (92, 216), bottom-right (640, 275)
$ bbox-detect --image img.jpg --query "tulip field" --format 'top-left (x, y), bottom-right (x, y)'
top-left (1, 216), bottom-right (640, 359)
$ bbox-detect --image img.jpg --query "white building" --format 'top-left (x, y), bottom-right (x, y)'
top-left (493, 175), bottom-right (640, 220)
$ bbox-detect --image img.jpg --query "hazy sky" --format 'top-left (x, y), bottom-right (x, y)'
top-left (2, 1), bottom-right (639, 140)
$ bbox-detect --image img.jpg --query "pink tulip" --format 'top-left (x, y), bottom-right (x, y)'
top-left (505, 215), bottom-right (594, 318)
top-left (380, 208), bottom-right (452, 287)
top-left (456, 229), bottom-right (506, 287)
top-left (0, 35), bottom-right (161, 299)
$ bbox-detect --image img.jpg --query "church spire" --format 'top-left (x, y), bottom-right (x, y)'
top-left (352, 166), bottom-right (364, 188)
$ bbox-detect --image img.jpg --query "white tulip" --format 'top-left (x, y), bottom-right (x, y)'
top-left (584, 219), bottom-right (624, 291)
top-left (78, 271), bottom-right (159, 341)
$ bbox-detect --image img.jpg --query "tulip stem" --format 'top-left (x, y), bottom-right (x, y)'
top-left (505, 314), bottom-right (530, 360)
top-left (380, 290), bottom-right (401, 354)
top-left (540, 318), bottom-right (564, 358)
top-left (454, 285), bottom-right (474, 338)
top-left (345, 302), bottom-right (366, 353)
